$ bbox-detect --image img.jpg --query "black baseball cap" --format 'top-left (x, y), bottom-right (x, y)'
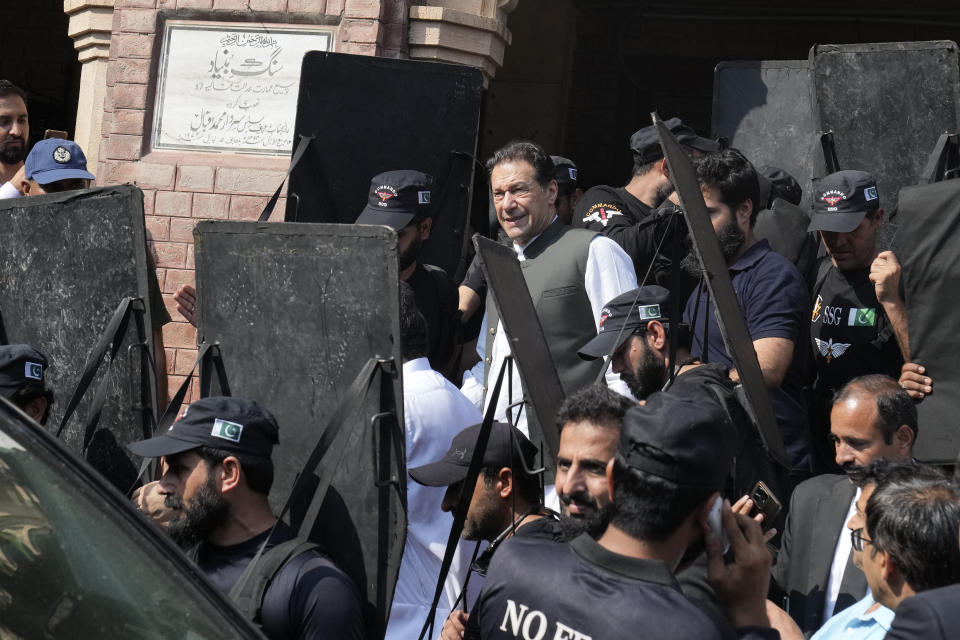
top-left (758, 165), bottom-right (802, 207)
top-left (551, 155), bottom-right (578, 189)
top-left (408, 421), bottom-right (540, 487)
top-left (578, 286), bottom-right (674, 360)
top-left (630, 118), bottom-right (720, 165)
top-left (808, 170), bottom-right (880, 233)
top-left (619, 389), bottom-right (735, 490)
top-left (0, 344), bottom-right (48, 399)
top-left (127, 396), bottom-right (279, 459)
top-left (355, 169), bottom-right (435, 229)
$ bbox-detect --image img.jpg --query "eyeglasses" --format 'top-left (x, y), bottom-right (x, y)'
top-left (850, 527), bottom-right (873, 552)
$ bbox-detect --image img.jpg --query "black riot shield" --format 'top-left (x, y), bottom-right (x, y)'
top-left (811, 41), bottom-right (960, 214)
top-left (655, 115), bottom-right (790, 469)
top-left (0, 185), bottom-right (156, 486)
top-left (474, 235), bottom-right (565, 468)
top-left (712, 60), bottom-right (817, 209)
top-left (285, 52), bottom-right (484, 277)
top-left (894, 180), bottom-right (960, 463)
top-left (193, 221), bottom-right (405, 637)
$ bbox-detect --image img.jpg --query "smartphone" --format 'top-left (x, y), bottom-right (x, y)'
top-left (747, 480), bottom-right (782, 532)
top-left (707, 495), bottom-right (730, 553)
top-left (44, 129), bottom-right (68, 140)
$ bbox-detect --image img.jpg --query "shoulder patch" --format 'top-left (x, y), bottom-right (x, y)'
top-left (582, 203), bottom-right (624, 227)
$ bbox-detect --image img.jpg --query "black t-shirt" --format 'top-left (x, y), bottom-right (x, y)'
top-left (572, 185), bottom-right (655, 270)
top-left (195, 524), bottom-right (366, 640)
top-left (408, 261), bottom-right (461, 381)
top-left (572, 185), bottom-right (684, 288)
top-left (810, 260), bottom-right (903, 396)
top-left (465, 533), bottom-right (741, 640)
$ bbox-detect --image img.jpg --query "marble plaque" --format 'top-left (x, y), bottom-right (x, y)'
top-left (152, 21), bottom-right (332, 155)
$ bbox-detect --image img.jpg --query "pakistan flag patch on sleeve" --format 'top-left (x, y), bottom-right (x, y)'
top-left (848, 308), bottom-right (876, 327)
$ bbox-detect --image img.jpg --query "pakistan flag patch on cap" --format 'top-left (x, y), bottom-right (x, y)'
top-left (211, 418), bottom-right (244, 442)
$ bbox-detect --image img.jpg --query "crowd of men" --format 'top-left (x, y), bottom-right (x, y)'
top-left (2, 74), bottom-right (959, 640)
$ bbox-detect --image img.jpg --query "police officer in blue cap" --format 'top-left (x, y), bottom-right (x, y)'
top-left (18, 138), bottom-right (95, 195)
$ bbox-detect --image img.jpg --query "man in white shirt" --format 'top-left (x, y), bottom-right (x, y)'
top-left (385, 283), bottom-right (481, 640)
top-left (480, 141), bottom-right (637, 441)
top-left (771, 374), bottom-right (917, 636)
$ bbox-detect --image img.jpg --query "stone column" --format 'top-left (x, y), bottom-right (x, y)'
top-left (408, 0), bottom-right (518, 84)
top-left (64, 0), bottom-right (114, 176)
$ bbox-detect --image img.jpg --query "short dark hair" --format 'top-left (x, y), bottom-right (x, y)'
top-left (0, 81), bottom-right (27, 106)
top-left (10, 382), bottom-right (53, 424)
top-left (197, 445), bottom-right (274, 495)
top-left (556, 383), bottom-right (633, 432)
top-left (481, 465), bottom-right (540, 505)
top-left (834, 374), bottom-right (918, 445)
top-left (607, 457), bottom-right (714, 541)
top-left (398, 281), bottom-right (428, 362)
top-left (694, 149), bottom-right (761, 227)
top-left (632, 158), bottom-right (660, 178)
top-left (486, 140), bottom-right (555, 188)
top-left (865, 462), bottom-right (960, 592)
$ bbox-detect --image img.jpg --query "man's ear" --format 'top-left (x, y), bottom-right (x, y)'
top-left (23, 396), bottom-right (48, 423)
top-left (546, 179), bottom-right (558, 206)
top-left (418, 217), bottom-right (433, 240)
top-left (894, 424), bottom-right (915, 452)
top-left (658, 157), bottom-right (670, 179)
top-left (736, 199), bottom-right (753, 228)
top-left (19, 180), bottom-right (32, 196)
top-left (879, 549), bottom-right (896, 582)
top-left (605, 458), bottom-right (616, 503)
top-left (646, 320), bottom-right (667, 351)
top-left (497, 467), bottom-right (514, 499)
top-left (219, 456), bottom-right (243, 493)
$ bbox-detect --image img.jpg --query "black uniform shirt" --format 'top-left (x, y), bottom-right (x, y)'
top-left (810, 262), bottom-right (903, 395)
top-left (466, 533), bottom-right (750, 640)
top-left (572, 185), bottom-right (657, 270)
top-left (408, 261), bottom-right (461, 380)
top-left (196, 524), bottom-right (366, 640)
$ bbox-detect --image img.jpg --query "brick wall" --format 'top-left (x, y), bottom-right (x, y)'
top-left (99, 0), bottom-right (410, 405)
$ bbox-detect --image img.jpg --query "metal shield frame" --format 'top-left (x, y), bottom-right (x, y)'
top-left (811, 40), bottom-right (960, 215)
top-left (712, 59), bottom-right (817, 210)
top-left (285, 52), bottom-right (484, 277)
top-left (0, 185), bottom-right (156, 457)
top-left (895, 179), bottom-right (960, 463)
top-left (473, 235), bottom-right (564, 464)
top-left (194, 221), bottom-right (405, 637)
top-left (655, 114), bottom-right (790, 469)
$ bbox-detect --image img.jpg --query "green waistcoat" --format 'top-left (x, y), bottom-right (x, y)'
top-left (485, 218), bottom-right (604, 397)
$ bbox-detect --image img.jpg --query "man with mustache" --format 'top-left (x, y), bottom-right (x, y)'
top-left (770, 374), bottom-right (917, 636)
top-left (553, 384), bottom-right (634, 539)
top-left (0, 80), bottom-right (29, 197)
top-left (128, 396), bottom-right (366, 639)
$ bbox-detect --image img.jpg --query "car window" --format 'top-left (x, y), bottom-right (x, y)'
top-left (0, 419), bottom-right (260, 639)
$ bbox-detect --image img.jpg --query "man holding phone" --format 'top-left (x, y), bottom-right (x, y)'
top-left (463, 390), bottom-right (779, 640)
